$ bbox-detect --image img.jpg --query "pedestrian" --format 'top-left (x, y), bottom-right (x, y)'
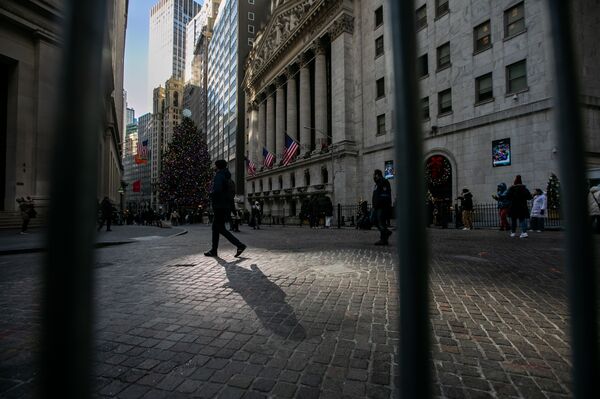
top-left (588, 184), bottom-right (600, 233)
top-left (530, 188), bottom-right (547, 232)
top-left (204, 160), bottom-right (246, 257)
top-left (372, 169), bottom-right (392, 245)
top-left (492, 183), bottom-right (511, 231)
top-left (318, 195), bottom-right (334, 228)
top-left (457, 188), bottom-right (474, 230)
top-left (250, 201), bottom-right (261, 230)
top-left (97, 197), bottom-right (113, 232)
top-left (309, 196), bottom-right (319, 228)
top-left (16, 196), bottom-right (35, 234)
top-left (507, 175), bottom-right (533, 238)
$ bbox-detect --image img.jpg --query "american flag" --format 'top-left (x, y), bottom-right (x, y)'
top-left (282, 134), bottom-right (299, 166)
top-left (263, 147), bottom-right (275, 168)
top-left (135, 140), bottom-right (149, 164)
top-left (246, 157), bottom-right (257, 176)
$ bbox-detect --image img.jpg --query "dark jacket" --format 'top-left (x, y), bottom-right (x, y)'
top-left (318, 196), bottom-right (334, 217)
top-left (211, 169), bottom-right (234, 210)
top-left (458, 191), bottom-right (473, 211)
top-left (507, 184), bottom-right (532, 218)
top-left (100, 198), bottom-right (112, 217)
top-left (496, 183), bottom-right (511, 209)
top-left (372, 177), bottom-right (392, 210)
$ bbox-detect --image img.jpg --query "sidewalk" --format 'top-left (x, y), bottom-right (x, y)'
top-left (0, 224), bottom-right (187, 255)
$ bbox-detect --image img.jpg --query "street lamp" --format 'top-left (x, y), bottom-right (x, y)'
top-left (303, 126), bottom-right (336, 203)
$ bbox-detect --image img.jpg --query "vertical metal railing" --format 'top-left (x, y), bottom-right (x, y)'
top-left (41, 1), bottom-right (107, 397)
top-left (388, 1), bottom-right (431, 398)
top-left (547, 1), bottom-right (599, 397)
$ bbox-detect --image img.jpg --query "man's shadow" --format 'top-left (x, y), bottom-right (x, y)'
top-left (216, 257), bottom-right (306, 341)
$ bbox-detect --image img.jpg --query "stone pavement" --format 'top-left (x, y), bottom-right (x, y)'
top-left (0, 224), bottom-right (187, 255)
top-left (0, 224), bottom-right (592, 398)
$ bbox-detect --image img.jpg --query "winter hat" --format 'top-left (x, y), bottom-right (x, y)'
top-left (462, 188), bottom-right (469, 193)
top-left (514, 175), bottom-right (522, 185)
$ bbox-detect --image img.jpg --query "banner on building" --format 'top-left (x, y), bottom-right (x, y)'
top-left (132, 180), bottom-right (141, 192)
top-left (135, 140), bottom-right (149, 164)
top-left (492, 138), bottom-right (511, 167)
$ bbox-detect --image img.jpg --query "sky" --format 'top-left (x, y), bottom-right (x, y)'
top-left (124, 0), bottom-right (156, 117)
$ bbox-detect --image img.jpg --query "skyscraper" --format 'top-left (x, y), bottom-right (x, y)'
top-left (206, 0), bottom-right (270, 192)
top-left (148, 0), bottom-right (202, 107)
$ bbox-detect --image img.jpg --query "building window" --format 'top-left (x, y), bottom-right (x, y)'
top-left (321, 167), bottom-right (329, 184)
top-left (474, 20), bottom-right (491, 53)
top-left (505, 2), bottom-right (525, 38)
top-left (304, 170), bottom-right (310, 186)
top-left (252, 182), bottom-right (255, 193)
top-left (438, 88), bottom-right (452, 115)
top-left (376, 114), bottom-right (386, 135)
top-left (268, 178), bottom-right (272, 191)
top-left (375, 6), bottom-right (384, 28)
top-left (417, 54), bottom-right (428, 78)
top-left (416, 5), bottom-right (427, 31)
top-left (376, 77), bottom-right (385, 99)
top-left (279, 175), bottom-right (283, 189)
top-left (248, 25), bottom-right (254, 33)
top-left (421, 97), bottom-right (430, 120)
top-left (259, 180), bottom-right (263, 191)
top-left (248, 12), bottom-right (255, 20)
top-left (475, 73), bottom-right (493, 103)
top-left (436, 0), bottom-right (449, 18)
top-left (248, 38), bottom-right (254, 46)
top-left (375, 35), bottom-right (384, 57)
top-left (507, 60), bottom-right (527, 93)
top-left (436, 42), bottom-right (451, 70)
top-left (290, 173), bottom-right (295, 187)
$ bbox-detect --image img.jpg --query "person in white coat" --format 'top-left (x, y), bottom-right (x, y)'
top-left (588, 185), bottom-right (600, 233)
top-left (530, 189), bottom-right (547, 232)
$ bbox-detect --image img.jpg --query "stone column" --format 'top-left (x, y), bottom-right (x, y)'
top-left (258, 94), bottom-right (266, 162)
top-left (266, 86), bottom-right (275, 155)
top-left (298, 54), bottom-right (311, 155)
top-left (275, 77), bottom-right (285, 162)
top-left (249, 100), bottom-right (259, 163)
top-left (330, 14), bottom-right (355, 144)
top-left (314, 39), bottom-right (328, 149)
top-left (286, 66), bottom-right (298, 141)
top-left (329, 14), bottom-right (356, 205)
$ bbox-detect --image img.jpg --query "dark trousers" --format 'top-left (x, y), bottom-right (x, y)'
top-left (212, 208), bottom-right (244, 252)
top-left (530, 217), bottom-right (545, 231)
top-left (21, 216), bottom-right (30, 233)
top-left (511, 217), bottom-right (528, 233)
top-left (98, 215), bottom-right (111, 231)
top-left (374, 208), bottom-right (390, 242)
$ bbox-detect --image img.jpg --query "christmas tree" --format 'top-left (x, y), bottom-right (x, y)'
top-left (158, 117), bottom-right (213, 209)
top-left (546, 173), bottom-right (561, 210)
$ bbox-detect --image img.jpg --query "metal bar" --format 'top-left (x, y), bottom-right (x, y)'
top-left (388, 1), bottom-right (431, 398)
top-left (41, 0), bottom-right (107, 397)
top-left (546, 1), bottom-right (599, 396)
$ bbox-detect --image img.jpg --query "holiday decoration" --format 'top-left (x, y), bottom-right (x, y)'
top-left (546, 173), bottom-right (561, 210)
top-left (426, 156), bottom-right (451, 186)
top-left (158, 117), bottom-right (213, 209)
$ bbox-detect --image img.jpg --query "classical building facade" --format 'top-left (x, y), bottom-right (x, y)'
top-left (0, 0), bottom-right (128, 220)
top-left (244, 0), bottom-right (600, 218)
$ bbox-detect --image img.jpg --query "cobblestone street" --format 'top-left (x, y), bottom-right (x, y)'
top-left (1, 225), bottom-right (592, 398)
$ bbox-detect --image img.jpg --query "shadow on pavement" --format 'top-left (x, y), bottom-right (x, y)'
top-left (216, 257), bottom-right (307, 341)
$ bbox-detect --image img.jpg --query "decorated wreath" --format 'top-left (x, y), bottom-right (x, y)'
top-left (426, 156), bottom-right (451, 186)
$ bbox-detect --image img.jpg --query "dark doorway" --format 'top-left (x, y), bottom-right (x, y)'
top-left (425, 155), bottom-right (452, 227)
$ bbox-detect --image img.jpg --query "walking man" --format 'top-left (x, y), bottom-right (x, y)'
top-left (457, 188), bottom-right (474, 230)
top-left (97, 197), bottom-right (113, 232)
top-left (372, 169), bottom-right (392, 245)
top-left (204, 160), bottom-right (246, 257)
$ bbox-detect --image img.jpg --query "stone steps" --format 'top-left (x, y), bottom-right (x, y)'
top-left (0, 211), bottom-right (45, 229)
